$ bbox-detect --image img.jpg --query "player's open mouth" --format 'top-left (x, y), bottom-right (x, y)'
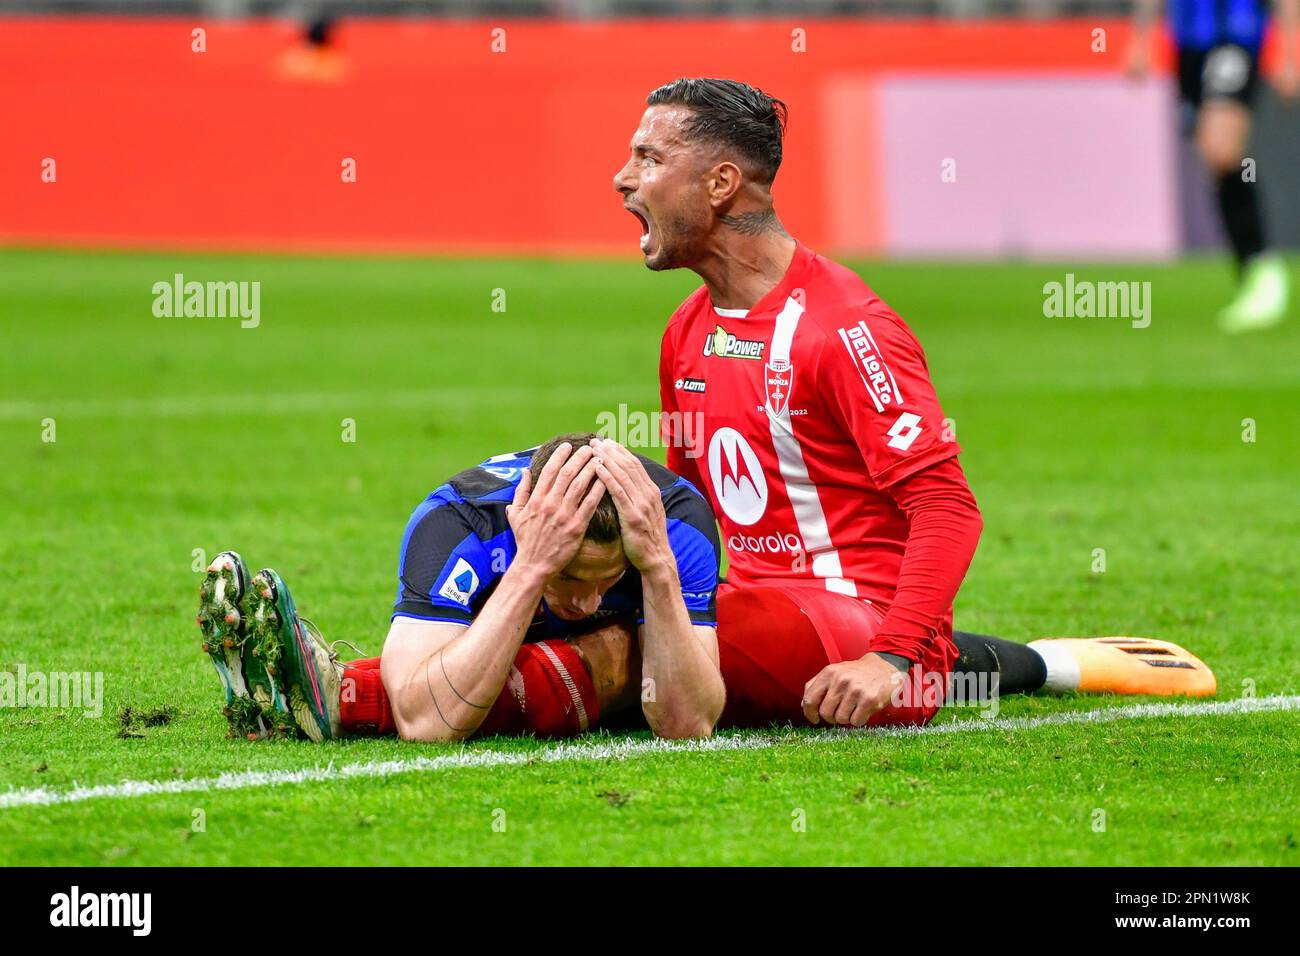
top-left (625, 204), bottom-right (652, 253)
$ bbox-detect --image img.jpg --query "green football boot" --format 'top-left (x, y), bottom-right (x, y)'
top-left (196, 551), bottom-right (290, 739)
top-left (241, 567), bottom-right (344, 743)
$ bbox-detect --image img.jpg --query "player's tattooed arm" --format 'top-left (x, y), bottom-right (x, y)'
top-left (591, 438), bottom-right (724, 738)
top-left (381, 566), bottom-right (543, 742)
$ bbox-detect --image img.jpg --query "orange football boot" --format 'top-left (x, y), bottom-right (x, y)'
top-left (1027, 637), bottom-right (1217, 697)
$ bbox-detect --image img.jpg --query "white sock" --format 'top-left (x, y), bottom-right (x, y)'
top-left (1027, 640), bottom-right (1080, 694)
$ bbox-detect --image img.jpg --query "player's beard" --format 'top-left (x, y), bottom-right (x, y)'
top-left (643, 207), bottom-right (707, 272)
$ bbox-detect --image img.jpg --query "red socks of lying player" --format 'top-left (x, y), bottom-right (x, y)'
top-left (338, 640), bottom-right (598, 738)
top-left (338, 657), bottom-right (396, 735)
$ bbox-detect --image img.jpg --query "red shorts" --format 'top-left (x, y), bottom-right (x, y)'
top-left (715, 582), bottom-right (956, 729)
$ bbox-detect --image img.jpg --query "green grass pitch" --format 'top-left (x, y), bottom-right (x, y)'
top-left (0, 247), bottom-right (1297, 866)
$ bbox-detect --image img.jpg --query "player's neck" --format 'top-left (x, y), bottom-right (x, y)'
top-left (694, 228), bottom-right (796, 312)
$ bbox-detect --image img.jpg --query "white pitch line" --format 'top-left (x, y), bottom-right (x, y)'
top-left (1, 695), bottom-right (1295, 811)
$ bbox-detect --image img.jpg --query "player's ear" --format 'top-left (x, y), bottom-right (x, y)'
top-left (707, 161), bottom-right (744, 207)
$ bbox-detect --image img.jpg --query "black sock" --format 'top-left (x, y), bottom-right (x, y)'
top-left (1216, 170), bottom-right (1266, 273)
top-left (952, 631), bottom-right (1047, 696)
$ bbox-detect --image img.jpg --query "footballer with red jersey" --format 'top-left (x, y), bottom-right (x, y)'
top-left (659, 245), bottom-right (973, 728)
top-left (616, 78), bottom-right (1216, 729)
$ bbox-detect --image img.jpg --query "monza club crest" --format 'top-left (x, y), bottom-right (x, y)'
top-left (764, 359), bottom-right (793, 418)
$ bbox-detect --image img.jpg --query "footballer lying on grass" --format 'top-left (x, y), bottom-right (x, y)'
top-left (197, 77), bottom-right (1216, 743)
top-left (197, 434), bottom-right (1215, 743)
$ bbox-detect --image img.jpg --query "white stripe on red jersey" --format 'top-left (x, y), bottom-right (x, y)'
top-left (661, 242), bottom-right (961, 608)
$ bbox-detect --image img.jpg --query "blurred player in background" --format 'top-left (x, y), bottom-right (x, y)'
top-left (1129, 0), bottom-right (1299, 332)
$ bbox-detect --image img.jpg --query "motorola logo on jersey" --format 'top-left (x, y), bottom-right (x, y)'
top-left (727, 531), bottom-right (803, 555)
top-left (707, 427), bottom-right (767, 526)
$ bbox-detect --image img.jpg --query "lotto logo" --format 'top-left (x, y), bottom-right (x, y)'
top-left (886, 412), bottom-right (922, 451)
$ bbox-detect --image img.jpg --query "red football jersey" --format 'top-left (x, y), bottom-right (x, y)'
top-left (660, 242), bottom-right (962, 609)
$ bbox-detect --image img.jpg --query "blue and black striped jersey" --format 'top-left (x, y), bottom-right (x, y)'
top-left (1168, 0), bottom-right (1270, 52)
top-left (392, 447), bottom-right (721, 638)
